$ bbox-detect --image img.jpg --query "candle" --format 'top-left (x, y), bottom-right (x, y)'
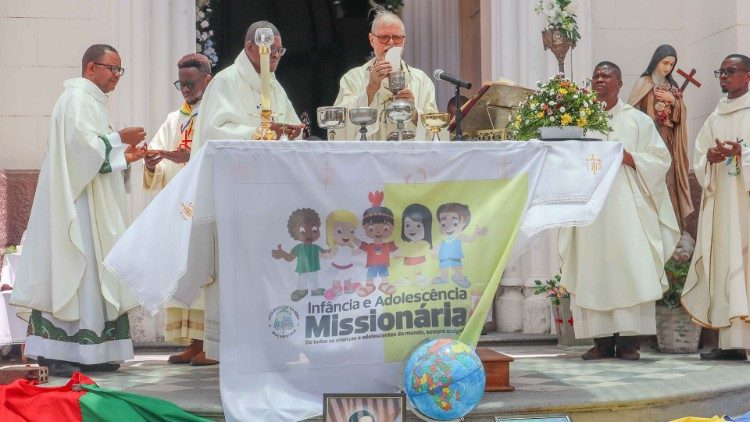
top-left (260, 48), bottom-right (271, 111)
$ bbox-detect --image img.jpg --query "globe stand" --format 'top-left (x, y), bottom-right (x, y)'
top-left (476, 347), bottom-right (515, 392)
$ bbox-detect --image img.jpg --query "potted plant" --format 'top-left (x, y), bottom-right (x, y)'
top-left (509, 75), bottom-right (612, 141)
top-left (534, 274), bottom-right (591, 347)
top-left (535, 0), bottom-right (581, 73)
top-left (655, 253), bottom-right (701, 353)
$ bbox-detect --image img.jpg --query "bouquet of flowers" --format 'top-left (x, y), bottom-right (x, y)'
top-left (533, 274), bottom-right (568, 306)
top-left (510, 75), bottom-right (612, 140)
top-left (535, 0), bottom-right (581, 46)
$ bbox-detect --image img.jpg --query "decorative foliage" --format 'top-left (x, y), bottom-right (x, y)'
top-left (661, 258), bottom-right (690, 309)
top-left (510, 75), bottom-right (612, 140)
top-left (535, 0), bottom-right (581, 46)
top-left (369, 0), bottom-right (404, 13)
top-left (196, 0), bottom-right (218, 68)
top-left (533, 274), bottom-right (568, 306)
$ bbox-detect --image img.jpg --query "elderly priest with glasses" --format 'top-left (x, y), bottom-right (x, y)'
top-left (333, 7), bottom-right (438, 140)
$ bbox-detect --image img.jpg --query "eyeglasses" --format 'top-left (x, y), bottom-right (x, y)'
top-left (270, 47), bottom-right (287, 57)
top-left (93, 63), bottom-right (125, 76)
top-left (173, 79), bottom-right (200, 90)
top-left (715, 68), bottom-right (741, 78)
top-left (371, 33), bottom-right (406, 45)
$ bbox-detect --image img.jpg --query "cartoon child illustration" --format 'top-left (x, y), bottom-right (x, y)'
top-left (323, 210), bottom-right (362, 300)
top-left (433, 202), bottom-right (487, 288)
top-left (355, 191), bottom-right (398, 297)
top-left (397, 203), bottom-right (433, 288)
top-left (271, 208), bottom-right (331, 302)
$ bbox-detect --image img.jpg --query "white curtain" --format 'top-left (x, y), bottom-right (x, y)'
top-left (402, 0), bottom-right (461, 112)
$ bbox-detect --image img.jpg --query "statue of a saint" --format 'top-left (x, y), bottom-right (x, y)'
top-left (628, 44), bottom-right (693, 232)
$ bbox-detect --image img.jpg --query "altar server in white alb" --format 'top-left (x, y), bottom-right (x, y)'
top-left (559, 61), bottom-right (679, 361)
top-left (144, 53), bottom-right (211, 192)
top-left (333, 7), bottom-right (438, 140)
top-left (143, 53), bottom-right (217, 366)
top-left (682, 54), bottom-right (750, 361)
top-left (191, 20), bottom-right (305, 152)
top-left (11, 44), bottom-right (148, 376)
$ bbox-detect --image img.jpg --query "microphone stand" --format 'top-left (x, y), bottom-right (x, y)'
top-left (453, 85), bottom-right (465, 141)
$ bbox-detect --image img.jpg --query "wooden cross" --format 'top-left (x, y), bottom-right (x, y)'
top-left (677, 68), bottom-right (702, 92)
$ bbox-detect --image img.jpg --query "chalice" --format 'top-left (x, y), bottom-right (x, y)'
top-left (348, 107), bottom-right (378, 141)
top-left (316, 106), bottom-right (346, 141)
top-left (421, 113), bottom-right (451, 141)
top-left (385, 71), bottom-right (415, 141)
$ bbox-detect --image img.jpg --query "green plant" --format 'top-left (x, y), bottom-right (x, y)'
top-left (4, 245), bottom-right (16, 254)
top-left (661, 258), bottom-right (690, 309)
top-left (510, 75), bottom-right (612, 140)
top-left (534, 273), bottom-right (568, 306)
top-left (535, 0), bottom-right (581, 46)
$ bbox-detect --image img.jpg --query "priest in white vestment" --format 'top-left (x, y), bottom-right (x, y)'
top-left (559, 62), bottom-right (680, 361)
top-left (191, 21), bottom-right (305, 153)
top-left (333, 8), bottom-right (438, 141)
top-left (10, 44), bottom-right (147, 376)
top-left (190, 21), bottom-right (304, 360)
top-left (682, 54), bottom-right (750, 361)
top-left (143, 53), bottom-right (217, 366)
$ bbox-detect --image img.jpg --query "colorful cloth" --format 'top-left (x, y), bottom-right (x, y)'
top-left (0, 372), bottom-right (209, 422)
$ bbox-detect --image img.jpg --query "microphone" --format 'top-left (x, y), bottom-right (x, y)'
top-left (433, 69), bottom-right (472, 89)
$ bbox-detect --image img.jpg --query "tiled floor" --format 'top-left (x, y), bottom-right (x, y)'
top-left (3, 345), bottom-right (750, 421)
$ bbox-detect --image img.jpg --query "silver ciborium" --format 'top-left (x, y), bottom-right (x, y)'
top-left (385, 70), bottom-right (414, 141)
top-left (317, 106), bottom-right (346, 141)
top-left (348, 107), bottom-right (378, 141)
top-left (421, 112), bottom-right (451, 141)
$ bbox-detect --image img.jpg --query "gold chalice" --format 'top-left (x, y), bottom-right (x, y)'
top-left (421, 113), bottom-right (451, 141)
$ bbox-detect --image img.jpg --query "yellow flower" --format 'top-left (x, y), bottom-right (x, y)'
top-left (558, 88), bottom-right (568, 95)
top-left (560, 113), bottom-right (573, 126)
top-left (536, 111), bottom-right (545, 119)
top-left (577, 117), bottom-right (587, 127)
top-left (583, 107), bottom-right (592, 116)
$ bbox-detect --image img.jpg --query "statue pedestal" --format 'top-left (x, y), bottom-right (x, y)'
top-left (476, 347), bottom-right (514, 392)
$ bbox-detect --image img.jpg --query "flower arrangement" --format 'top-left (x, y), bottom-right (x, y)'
top-left (510, 75), bottom-right (612, 140)
top-left (196, 0), bottom-right (218, 68)
top-left (533, 274), bottom-right (568, 306)
top-left (535, 0), bottom-right (581, 46)
top-left (653, 84), bottom-right (683, 128)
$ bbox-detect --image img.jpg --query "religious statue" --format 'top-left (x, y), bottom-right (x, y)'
top-left (628, 44), bottom-right (694, 233)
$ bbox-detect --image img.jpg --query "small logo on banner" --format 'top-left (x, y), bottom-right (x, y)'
top-left (268, 305), bottom-right (300, 338)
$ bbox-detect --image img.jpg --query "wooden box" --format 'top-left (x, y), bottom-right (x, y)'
top-left (477, 347), bottom-right (514, 392)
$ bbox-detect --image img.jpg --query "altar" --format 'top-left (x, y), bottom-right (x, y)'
top-left (104, 140), bottom-right (622, 421)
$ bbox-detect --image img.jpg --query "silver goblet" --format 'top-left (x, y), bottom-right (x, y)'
top-left (386, 100), bottom-right (415, 142)
top-left (348, 107), bottom-right (378, 141)
top-left (316, 106), bottom-right (346, 141)
top-left (387, 70), bottom-right (406, 94)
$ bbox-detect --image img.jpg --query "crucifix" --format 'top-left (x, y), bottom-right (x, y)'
top-left (676, 68), bottom-right (702, 93)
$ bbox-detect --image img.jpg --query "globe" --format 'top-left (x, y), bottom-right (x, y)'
top-left (403, 338), bottom-right (485, 421)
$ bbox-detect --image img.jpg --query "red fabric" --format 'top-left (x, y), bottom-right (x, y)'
top-left (360, 241), bottom-right (398, 267)
top-left (0, 371), bottom-right (94, 422)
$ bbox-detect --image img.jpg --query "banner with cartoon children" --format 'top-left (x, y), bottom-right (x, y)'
top-left (211, 141), bottom-right (548, 420)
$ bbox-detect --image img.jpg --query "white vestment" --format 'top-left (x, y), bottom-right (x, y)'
top-left (189, 50), bottom-right (303, 358)
top-left (682, 92), bottom-right (750, 349)
top-left (11, 78), bottom-right (137, 363)
top-left (191, 52), bottom-right (301, 154)
top-left (143, 101), bottom-right (207, 345)
top-left (144, 102), bottom-right (199, 192)
top-left (333, 59), bottom-right (438, 140)
top-left (559, 99), bottom-right (680, 338)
